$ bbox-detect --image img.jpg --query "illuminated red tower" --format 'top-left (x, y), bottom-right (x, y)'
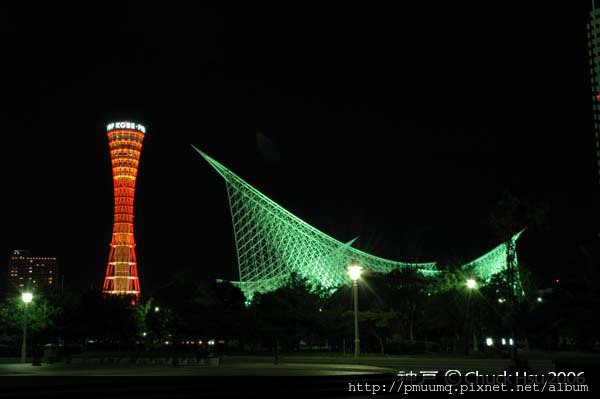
top-left (102, 121), bottom-right (146, 298)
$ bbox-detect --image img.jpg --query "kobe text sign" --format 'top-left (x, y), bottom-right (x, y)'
top-left (107, 122), bottom-right (146, 133)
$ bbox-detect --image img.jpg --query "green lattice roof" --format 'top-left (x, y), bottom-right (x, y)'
top-left (193, 147), bottom-right (524, 299)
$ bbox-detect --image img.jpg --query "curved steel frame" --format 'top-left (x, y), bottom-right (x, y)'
top-left (193, 146), bottom-right (524, 299)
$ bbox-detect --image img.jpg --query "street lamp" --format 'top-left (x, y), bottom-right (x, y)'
top-left (21, 292), bottom-right (33, 363)
top-left (466, 279), bottom-right (477, 290)
top-left (464, 279), bottom-right (477, 354)
top-left (348, 264), bottom-right (362, 359)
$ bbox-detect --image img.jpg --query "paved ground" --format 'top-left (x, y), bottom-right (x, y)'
top-left (0, 354), bottom-right (556, 377)
top-left (0, 357), bottom-right (592, 399)
top-left (224, 355), bottom-right (556, 374)
top-left (0, 361), bottom-right (393, 377)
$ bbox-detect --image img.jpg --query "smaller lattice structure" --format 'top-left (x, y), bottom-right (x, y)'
top-left (460, 230), bottom-right (526, 296)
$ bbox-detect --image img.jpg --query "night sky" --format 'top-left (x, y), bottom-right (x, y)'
top-left (1, 2), bottom-right (598, 294)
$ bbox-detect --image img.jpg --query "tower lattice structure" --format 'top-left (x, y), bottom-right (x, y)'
top-left (103, 121), bottom-right (146, 298)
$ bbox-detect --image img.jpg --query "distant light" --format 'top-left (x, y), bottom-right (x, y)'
top-left (348, 265), bottom-right (362, 282)
top-left (164, 341), bottom-right (170, 345)
top-left (498, 298), bottom-right (506, 303)
top-left (596, 93), bottom-right (600, 99)
top-left (502, 338), bottom-right (507, 345)
top-left (142, 332), bottom-right (147, 337)
top-left (555, 279), bottom-right (560, 283)
top-left (198, 340), bottom-right (203, 345)
top-left (154, 306), bottom-right (160, 312)
top-left (537, 297), bottom-right (543, 303)
top-left (466, 279), bottom-right (477, 289)
top-left (21, 292), bottom-right (33, 303)
top-left (509, 338), bottom-right (514, 346)
top-left (318, 308), bottom-right (322, 312)
top-left (208, 339), bottom-right (215, 346)
top-left (485, 338), bottom-right (493, 347)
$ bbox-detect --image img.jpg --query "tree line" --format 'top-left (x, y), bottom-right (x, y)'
top-left (1, 263), bottom-right (598, 357)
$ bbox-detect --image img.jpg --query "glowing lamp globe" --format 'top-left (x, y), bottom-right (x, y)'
top-left (21, 292), bottom-right (33, 303)
top-left (466, 279), bottom-right (477, 289)
top-left (348, 265), bottom-right (362, 282)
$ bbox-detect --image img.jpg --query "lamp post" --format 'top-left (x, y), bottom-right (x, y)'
top-left (464, 279), bottom-right (477, 355)
top-left (21, 292), bottom-right (33, 363)
top-left (348, 265), bottom-right (362, 359)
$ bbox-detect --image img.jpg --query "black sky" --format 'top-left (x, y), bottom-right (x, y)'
top-left (1, 2), bottom-right (598, 294)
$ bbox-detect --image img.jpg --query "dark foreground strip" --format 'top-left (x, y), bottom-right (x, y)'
top-left (2, 368), bottom-right (599, 398)
top-left (0, 374), bottom-right (395, 399)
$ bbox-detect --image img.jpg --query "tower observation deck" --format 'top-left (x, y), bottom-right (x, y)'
top-left (102, 121), bottom-right (146, 298)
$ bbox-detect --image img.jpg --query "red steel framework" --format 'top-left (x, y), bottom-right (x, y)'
top-left (102, 121), bottom-right (146, 298)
